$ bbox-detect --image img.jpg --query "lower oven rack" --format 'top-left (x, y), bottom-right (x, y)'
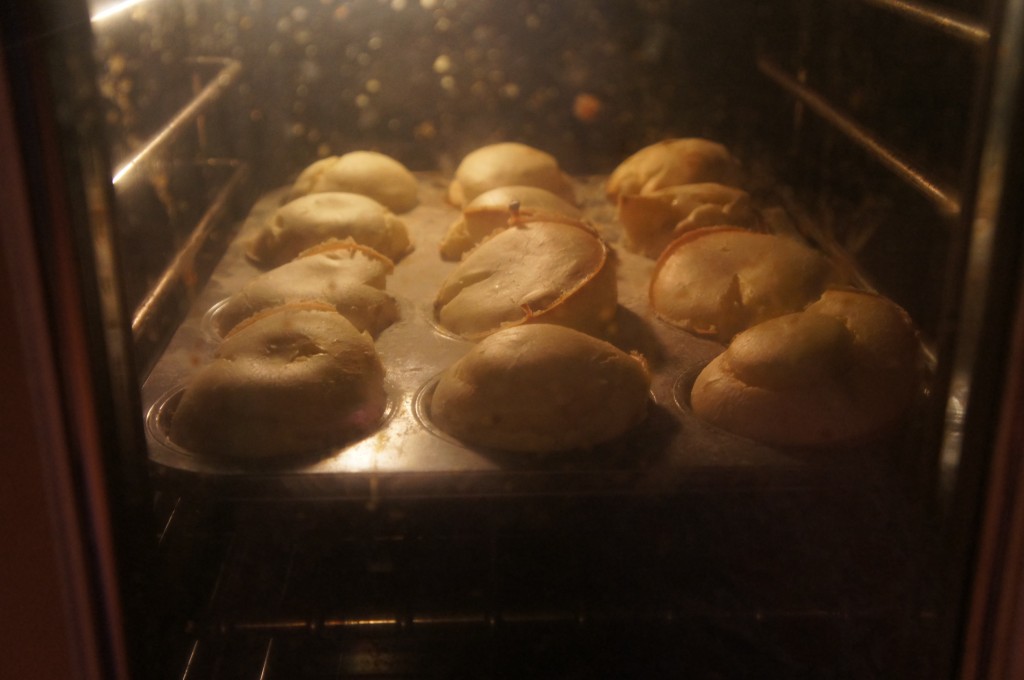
top-left (157, 487), bottom-right (940, 680)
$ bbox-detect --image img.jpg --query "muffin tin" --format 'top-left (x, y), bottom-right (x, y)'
top-left (142, 174), bottom-right (897, 498)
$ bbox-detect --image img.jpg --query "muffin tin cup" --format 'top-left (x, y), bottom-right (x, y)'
top-left (146, 385), bottom-right (399, 472)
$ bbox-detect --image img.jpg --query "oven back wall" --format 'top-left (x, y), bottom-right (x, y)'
top-left (94, 0), bottom-right (762, 184)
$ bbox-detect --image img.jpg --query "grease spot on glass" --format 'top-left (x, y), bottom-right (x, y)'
top-left (433, 54), bottom-right (451, 74)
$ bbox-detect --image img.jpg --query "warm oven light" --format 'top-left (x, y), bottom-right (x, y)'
top-left (90, 0), bottom-right (150, 23)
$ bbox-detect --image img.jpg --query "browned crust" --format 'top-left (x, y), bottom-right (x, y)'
top-left (445, 218), bottom-right (614, 342)
top-left (223, 301), bottom-right (337, 340)
top-left (296, 238), bottom-right (396, 272)
top-left (648, 225), bottom-right (754, 336)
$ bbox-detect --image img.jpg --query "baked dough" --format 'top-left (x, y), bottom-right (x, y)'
top-left (248, 192), bottom-right (411, 268)
top-left (690, 289), bottom-right (921, 447)
top-left (650, 227), bottom-right (839, 342)
top-left (606, 138), bottom-right (744, 202)
top-left (215, 240), bottom-right (398, 337)
top-left (440, 185), bottom-right (582, 261)
top-left (430, 324), bottom-right (650, 452)
top-left (287, 151), bottom-right (419, 213)
top-left (447, 142), bottom-right (576, 207)
top-left (434, 218), bottom-right (617, 340)
top-left (170, 303), bottom-right (387, 459)
top-left (617, 183), bottom-right (758, 258)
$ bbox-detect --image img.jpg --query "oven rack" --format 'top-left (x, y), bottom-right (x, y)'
top-left (154, 486), bottom-right (939, 679)
top-left (111, 57), bottom-right (242, 187)
top-left (108, 55), bottom-right (252, 375)
top-left (130, 157), bottom-right (249, 376)
top-left (755, 0), bottom-right (998, 219)
top-left (756, 55), bottom-right (962, 217)
top-left (172, 609), bottom-right (936, 679)
top-left (858, 0), bottom-right (989, 44)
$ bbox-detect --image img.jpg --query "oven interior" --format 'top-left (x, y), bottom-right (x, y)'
top-left (65, 0), bottom-right (1017, 677)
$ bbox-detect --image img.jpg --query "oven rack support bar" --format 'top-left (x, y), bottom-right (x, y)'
top-left (131, 159), bottom-right (248, 355)
top-left (757, 56), bottom-right (962, 217)
top-left (197, 605), bottom-right (905, 637)
top-left (111, 57), bottom-right (242, 186)
top-left (858, 0), bottom-right (990, 45)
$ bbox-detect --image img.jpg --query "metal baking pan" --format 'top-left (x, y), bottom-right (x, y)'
top-left (141, 174), bottom-right (912, 499)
